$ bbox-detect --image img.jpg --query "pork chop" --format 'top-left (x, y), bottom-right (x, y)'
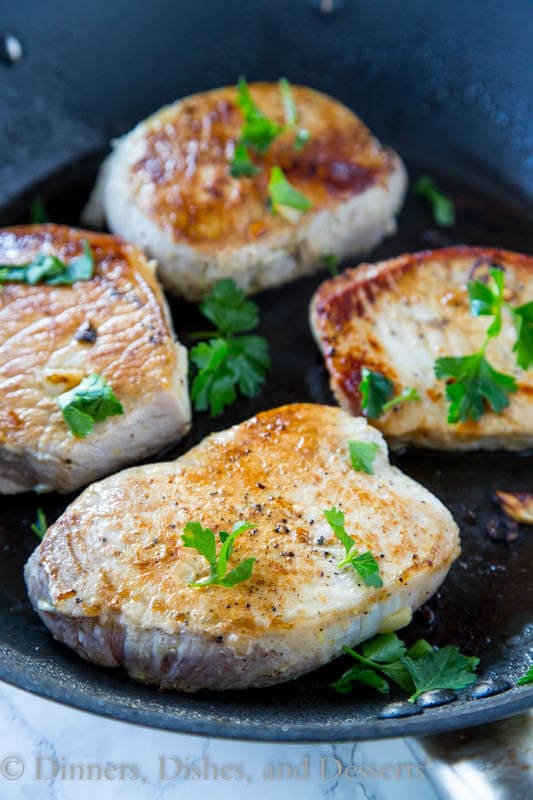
top-left (25, 403), bottom-right (459, 692)
top-left (310, 246), bottom-right (533, 450)
top-left (84, 82), bottom-right (407, 300)
top-left (0, 224), bottom-right (190, 493)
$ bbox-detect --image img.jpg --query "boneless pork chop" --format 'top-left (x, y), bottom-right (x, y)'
top-left (311, 247), bottom-right (533, 450)
top-left (25, 404), bottom-right (459, 692)
top-left (0, 225), bottom-right (190, 493)
top-left (84, 82), bottom-right (407, 300)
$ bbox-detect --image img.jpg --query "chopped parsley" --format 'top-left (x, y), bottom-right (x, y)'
top-left (268, 166), bottom-right (312, 217)
top-left (235, 76), bottom-right (284, 154)
top-left (0, 241), bottom-right (94, 286)
top-left (229, 77), bottom-right (311, 188)
top-left (323, 507), bottom-right (382, 587)
top-left (435, 266), bottom-right (527, 423)
top-left (413, 175), bottom-right (455, 227)
top-left (278, 77), bottom-right (310, 150)
top-left (517, 666), bottom-right (533, 686)
top-left (30, 196), bottom-right (48, 224)
top-left (229, 142), bottom-right (260, 178)
top-left (321, 253), bottom-right (340, 276)
top-left (435, 351), bottom-right (517, 423)
top-left (331, 632), bottom-right (479, 702)
top-left (359, 367), bottom-right (420, 419)
top-left (189, 279), bottom-right (270, 416)
top-left (182, 520), bottom-right (256, 588)
top-left (512, 301), bottom-right (533, 370)
top-left (348, 440), bottom-right (379, 474)
top-left (57, 373), bottom-right (124, 438)
top-left (31, 508), bottom-right (47, 541)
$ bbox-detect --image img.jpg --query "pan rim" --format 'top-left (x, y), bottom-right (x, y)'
top-left (1, 656), bottom-right (532, 742)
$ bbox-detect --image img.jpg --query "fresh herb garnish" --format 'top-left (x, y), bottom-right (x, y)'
top-left (413, 175), bottom-right (455, 227)
top-left (278, 77), bottom-right (310, 150)
top-left (236, 76), bottom-right (284, 154)
top-left (435, 352), bottom-right (517, 423)
top-left (512, 301), bottom-right (533, 370)
top-left (348, 440), bottom-right (379, 474)
top-left (517, 666), bottom-right (533, 686)
top-left (229, 77), bottom-right (310, 179)
top-left (31, 508), bottom-right (47, 541)
top-left (323, 507), bottom-right (382, 587)
top-left (359, 367), bottom-right (420, 419)
top-left (268, 166), bottom-right (312, 218)
top-left (229, 142), bottom-right (260, 178)
top-left (331, 632), bottom-right (479, 702)
top-left (57, 373), bottom-right (124, 438)
top-left (30, 196), bottom-right (48, 224)
top-left (182, 520), bottom-right (256, 588)
top-left (402, 646), bottom-right (481, 701)
top-left (321, 253), bottom-right (340, 276)
top-left (435, 266), bottom-right (522, 423)
top-left (189, 279), bottom-right (270, 416)
top-left (0, 241), bottom-right (94, 286)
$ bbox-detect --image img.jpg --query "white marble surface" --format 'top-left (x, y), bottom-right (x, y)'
top-left (0, 681), bottom-right (438, 800)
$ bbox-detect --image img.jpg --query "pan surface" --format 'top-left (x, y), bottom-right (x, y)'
top-left (0, 160), bottom-right (532, 741)
top-left (0, 0), bottom-right (532, 740)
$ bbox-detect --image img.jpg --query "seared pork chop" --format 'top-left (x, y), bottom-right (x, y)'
top-left (25, 403), bottom-right (459, 692)
top-left (311, 247), bottom-right (533, 450)
top-left (84, 82), bottom-right (407, 300)
top-left (0, 224), bottom-right (190, 493)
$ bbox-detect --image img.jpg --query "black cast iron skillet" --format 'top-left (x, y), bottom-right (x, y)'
top-left (0, 0), bottom-right (532, 741)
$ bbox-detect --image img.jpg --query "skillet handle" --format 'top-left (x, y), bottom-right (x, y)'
top-left (408, 711), bottom-right (532, 800)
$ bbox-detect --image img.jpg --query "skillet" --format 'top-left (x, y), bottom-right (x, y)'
top-left (0, 0), bottom-right (531, 741)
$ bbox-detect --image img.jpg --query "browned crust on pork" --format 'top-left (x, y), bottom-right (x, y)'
top-left (0, 224), bottom-right (179, 451)
top-left (127, 83), bottom-right (399, 251)
top-left (311, 246), bottom-right (533, 418)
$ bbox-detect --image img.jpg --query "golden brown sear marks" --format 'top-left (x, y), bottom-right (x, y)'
top-left (0, 224), bottom-right (177, 438)
top-left (311, 246), bottom-right (533, 449)
top-left (129, 83), bottom-right (397, 250)
top-left (0, 224), bottom-right (189, 493)
top-left (35, 403), bottom-right (457, 635)
top-left (26, 403), bottom-right (458, 689)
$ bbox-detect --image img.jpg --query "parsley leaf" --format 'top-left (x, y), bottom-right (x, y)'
top-left (199, 278), bottom-right (259, 334)
top-left (361, 632), bottom-right (407, 663)
top-left (268, 166), bottom-right (312, 217)
top-left (348, 440), bottom-right (379, 474)
top-left (31, 508), bottom-right (47, 541)
top-left (517, 665), bottom-right (533, 686)
top-left (182, 520), bottom-right (256, 588)
top-left (360, 368), bottom-right (393, 417)
top-left (189, 340), bottom-right (235, 416)
top-left (30, 195), bottom-right (48, 224)
top-left (331, 665), bottom-right (390, 695)
top-left (331, 633), bottom-right (479, 701)
top-left (189, 280), bottom-right (270, 416)
top-left (229, 142), bottom-right (260, 178)
top-left (56, 373), bottom-right (124, 437)
top-left (0, 240), bottom-right (94, 286)
top-left (401, 645), bottom-right (479, 702)
top-left (413, 175), bottom-right (455, 227)
top-left (435, 352), bottom-right (517, 423)
top-left (381, 386), bottom-right (421, 412)
top-left (321, 253), bottom-right (340, 276)
top-left (278, 77), bottom-right (310, 150)
top-left (235, 77), bottom-right (283, 153)
top-left (359, 368), bottom-right (420, 419)
top-left (512, 301), bottom-right (533, 370)
top-left (468, 266), bottom-right (505, 337)
top-left (436, 264), bottom-right (526, 423)
top-left (346, 634), bottom-right (423, 694)
top-left (323, 507), bottom-right (382, 587)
